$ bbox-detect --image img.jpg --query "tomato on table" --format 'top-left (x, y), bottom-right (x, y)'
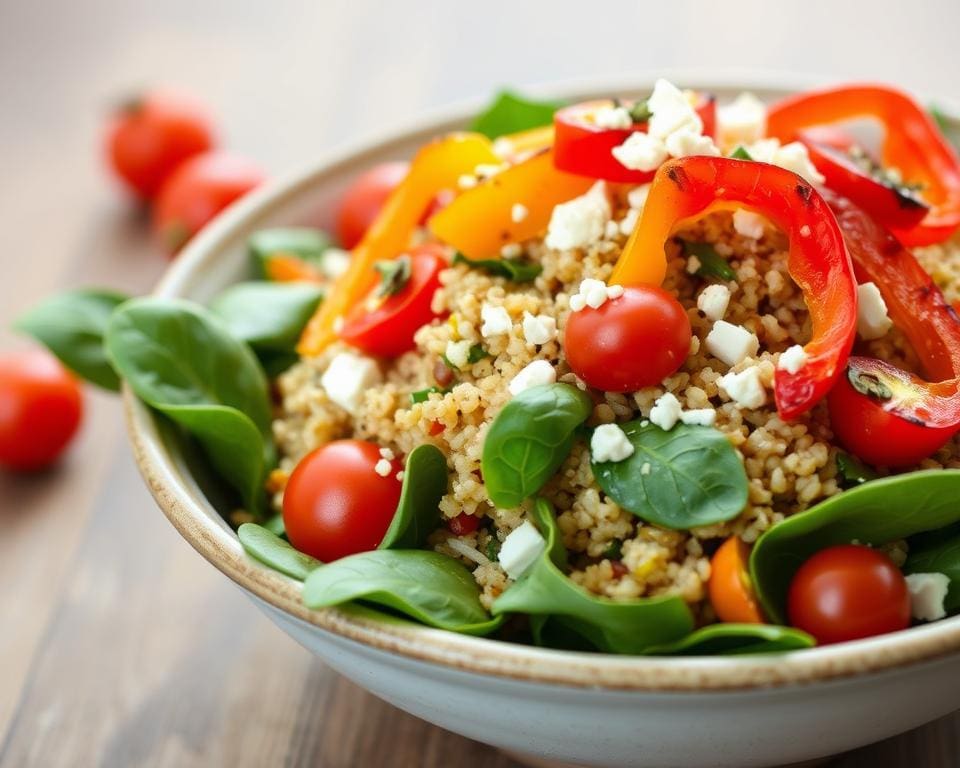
top-left (787, 544), bottom-right (910, 644)
top-left (339, 243), bottom-right (448, 357)
top-left (152, 152), bottom-right (265, 254)
top-left (0, 348), bottom-right (83, 471)
top-left (283, 439), bottom-right (403, 562)
top-left (336, 162), bottom-right (410, 249)
top-left (105, 88), bottom-right (217, 200)
top-left (563, 285), bottom-right (691, 392)
top-left (709, 536), bottom-right (765, 624)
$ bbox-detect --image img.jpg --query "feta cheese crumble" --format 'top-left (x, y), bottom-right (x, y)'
top-left (320, 352), bottom-right (382, 415)
top-left (705, 321), bottom-right (760, 367)
top-left (545, 181), bottom-right (611, 251)
top-left (592, 104), bottom-right (633, 129)
top-left (778, 344), bottom-right (808, 374)
top-left (718, 366), bottom-right (767, 409)
top-left (649, 392), bottom-right (683, 431)
top-left (647, 78), bottom-right (703, 139)
top-left (510, 202), bottom-right (529, 223)
top-left (480, 304), bottom-right (513, 337)
top-left (679, 408), bottom-right (717, 427)
top-left (499, 521), bottom-right (547, 579)
top-left (697, 284), bottom-right (732, 321)
top-left (665, 129), bottom-right (721, 159)
top-left (522, 312), bottom-right (557, 345)
top-left (569, 279), bottom-right (623, 312)
top-left (611, 131), bottom-right (669, 172)
top-left (508, 360), bottom-right (556, 396)
top-left (732, 209), bottom-right (766, 240)
top-left (856, 282), bottom-right (893, 340)
top-left (321, 248), bottom-right (352, 279)
top-left (379, 447), bottom-right (395, 460)
top-left (590, 424), bottom-right (635, 463)
top-left (717, 92), bottom-right (767, 148)
top-left (743, 138), bottom-right (825, 184)
top-left (374, 458), bottom-right (392, 477)
top-left (445, 339), bottom-right (473, 369)
top-left (905, 573), bottom-right (951, 621)
top-left (627, 183), bottom-right (651, 210)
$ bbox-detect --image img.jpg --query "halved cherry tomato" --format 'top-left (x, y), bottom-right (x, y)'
top-left (152, 152), bottom-right (265, 254)
top-left (709, 537), bottom-right (765, 624)
top-left (0, 348), bottom-right (83, 471)
top-left (282, 439), bottom-right (402, 562)
top-left (563, 285), bottom-right (691, 392)
top-left (105, 88), bottom-right (216, 200)
top-left (449, 513), bottom-right (480, 536)
top-left (787, 544), bottom-right (910, 645)
top-left (339, 244), bottom-right (448, 357)
top-left (336, 162), bottom-right (410, 250)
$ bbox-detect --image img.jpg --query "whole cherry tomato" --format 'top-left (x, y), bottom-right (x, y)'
top-left (152, 152), bottom-right (265, 254)
top-left (283, 439), bottom-right (402, 562)
top-left (336, 162), bottom-right (409, 249)
top-left (563, 285), bottom-right (691, 392)
top-left (787, 544), bottom-right (911, 645)
top-left (709, 536), bottom-right (765, 624)
top-left (0, 348), bottom-right (83, 471)
top-left (105, 88), bottom-right (216, 200)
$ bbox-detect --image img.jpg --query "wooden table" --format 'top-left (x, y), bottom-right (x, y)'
top-left (2, 2), bottom-right (960, 765)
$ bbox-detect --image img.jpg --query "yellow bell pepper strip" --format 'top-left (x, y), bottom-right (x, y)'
top-left (610, 156), bottom-right (857, 421)
top-left (297, 132), bottom-right (498, 356)
top-left (428, 148), bottom-right (592, 260)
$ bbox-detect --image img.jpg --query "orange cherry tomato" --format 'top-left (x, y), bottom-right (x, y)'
top-left (336, 162), bottom-right (410, 249)
top-left (708, 537), bottom-right (765, 624)
top-left (105, 88), bottom-right (216, 200)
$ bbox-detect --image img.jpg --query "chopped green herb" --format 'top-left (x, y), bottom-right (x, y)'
top-left (410, 386), bottom-right (449, 404)
top-left (836, 452), bottom-right (880, 489)
top-left (602, 540), bottom-right (623, 561)
top-left (467, 344), bottom-right (489, 364)
top-left (681, 240), bottom-right (737, 282)
top-left (470, 91), bottom-right (565, 139)
top-left (374, 255), bottom-right (412, 298)
top-left (486, 537), bottom-right (502, 563)
top-left (729, 146), bottom-right (753, 160)
top-left (628, 100), bottom-right (652, 124)
top-left (453, 252), bottom-right (542, 282)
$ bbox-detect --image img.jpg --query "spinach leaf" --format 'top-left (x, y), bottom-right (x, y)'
top-left (931, 105), bottom-right (960, 153)
top-left (750, 469), bottom-right (960, 623)
top-left (453, 252), bottom-right (542, 282)
top-left (681, 240), bottom-right (737, 282)
top-left (729, 146), bottom-right (753, 160)
top-left (836, 451), bottom-right (880, 489)
top-left (492, 499), bottom-right (694, 653)
top-left (302, 549), bottom-right (502, 635)
top-left (905, 529), bottom-right (960, 616)
top-left (470, 90), bottom-right (564, 139)
top-left (238, 523), bottom-right (321, 581)
top-left (482, 383), bottom-right (593, 508)
top-left (249, 227), bottom-right (332, 277)
top-left (257, 350), bottom-right (301, 378)
top-left (15, 288), bottom-right (129, 390)
top-left (209, 281), bottom-right (323, 354)
top-left (646, 623), bottom-right (814, 656)
top-left (591, 421), bottom-right (748, 529)
top-left (379, 444), bottom-right (448, 550)
top-left (106, 298), bottom-right (275, 510)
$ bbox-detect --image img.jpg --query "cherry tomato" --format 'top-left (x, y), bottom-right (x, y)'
top-left (449, 513), bottom-right (480, 536)
top-left (563, 285), bottom-right (691, 392)
top-left (0, 348), bottom-right (83, 471)
top-left (339, 244), bottom-right (448, 357)
top-left (283, 439), bottom-right (402, 562)
top-left (787, 544), bottom-right (910, 645)
top-left (708, 537), bottom-right (765, 624)
top-left (336, 162), bottom-right (409, 249)
top-left (827, 372), bottom-right (955, 467)
top-left (152, 152), bottom-right (265, 254)
top-left (105, 89), bottom-right (216, 200)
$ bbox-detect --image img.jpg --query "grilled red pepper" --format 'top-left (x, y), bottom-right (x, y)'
top-left (767, 85), bottom-right (960, 246)
top-left (553, 94), bottom-right (716, 183)
top-left (610, 156), bottom-right (857, 421)
top-left (825, 191), bottom-right (960, 466)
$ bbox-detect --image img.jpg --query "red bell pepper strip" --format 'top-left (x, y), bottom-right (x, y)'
top-left (553, 94), bottom-right (716, 184)
top-left (767, 84), bottom-right (960, 246)
top-left (609, 156), bottom-right (857, 421)
top-left (824, 190), bottom-right (960, 465)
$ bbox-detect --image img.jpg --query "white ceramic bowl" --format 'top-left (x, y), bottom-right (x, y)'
top-left (125, 74), bottom-right (960, 768)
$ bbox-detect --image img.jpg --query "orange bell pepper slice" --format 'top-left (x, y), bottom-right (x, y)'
top-left (611, 156), bottom-right (857, 421)
top-left (263, 255), bottom-right (324, 283)
top-left (297, 132), bottom-right (498, 356)
top-left (429, 148), bottom-right (592, 260)
top-left (492, 125), bottom-right (555, 160)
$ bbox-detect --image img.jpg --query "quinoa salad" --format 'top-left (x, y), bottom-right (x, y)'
top-left (60, 80), bottom-right (960, 655)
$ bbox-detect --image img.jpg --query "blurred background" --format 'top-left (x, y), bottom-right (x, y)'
top-left (2, 1), bottom-right (960, 765)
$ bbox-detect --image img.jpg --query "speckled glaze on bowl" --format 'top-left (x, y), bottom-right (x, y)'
top-left (124, 73), bottom-right (960, 768)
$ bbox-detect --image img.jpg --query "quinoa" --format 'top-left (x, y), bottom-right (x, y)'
top-left (272, 186), bottom-right (960, 615)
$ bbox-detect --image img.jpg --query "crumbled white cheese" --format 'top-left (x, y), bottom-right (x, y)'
top-left (320, 352), bottom-right (382, 415)
top-left (508, 360), bottom-right (556, 396)
top-left (611, 131), bottom-right (669, 172)
top-left (686, 255), bottom-right (702, 274)
top-left (619, 207), bottom-right (640, 236)
top-left (744, 138), bottom-right (825, 185)
top-left (545, 181), bottom-right (611, 251)
top-left (718, 366), bottom-right (767, 410)
top-left (679, 408), bottom-right (717, 427)
top-left (649, 392), bottom-right (683, 431)
top-left (664, 128), bottom-right (720, 159)
top-left (379, 447), bottom-right (395, 460)
top-left (733, 209), bottom-right (766, 240)
top-left (800, 224), bottom-right (812, 237)
top-left (569, 278), bottom-right (619, 312)
top-left (705, 321), bottom-right (760, 367)
top-left (500, 242), bottom-right (523, 259)
top-left (522, 312), bottom-right (557, 346)
top-left (321, 247), bottom-right (352, 278)
top-left (857, 282), bottom-right (894, 340)
top-left (475, 163), bottom-right (506, 179)
top-left (593, 104), bottom-right (634, 130)
top-left (640, 462), bottom-right (652, 475)
top-left (647, 79), bottom-right (703, 139)
top-left (905, 573), bottom-right (951, 622)
top-left (395, 470), bottom-right (405, 482)
top-left (627, 184), bottom-right (651, 210)
top-left (499, 521), bottom-right (547, 579)
top-left (778, 344), bottom-right (809, 374)
top-left (590, 424), bottom-right (635, 463)
top-left (606, 284), bottom-right (624, 300)
top-left (457, 173), bottom-right (478, 189)
top-left (480, 304), bottom-right (513, 337)
top-left (697, 284), bottom-right (732, 321)
top-left (374, 458), bottom-right (392, 477)
top-left (511, 203), bottom-right (529, 223)
top-left (445, 339), bottom-right (473, 369)
top-left (718, 92), bottom-right (767, 148)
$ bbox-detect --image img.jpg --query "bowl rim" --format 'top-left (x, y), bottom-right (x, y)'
top-left (123, 69), bottom-right (960, 692)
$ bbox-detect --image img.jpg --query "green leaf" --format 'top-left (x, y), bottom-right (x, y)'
top-left (931, 105), bottom-right (960, 153)
top-left (750, 470), bottom-right (960, 623)
top-left (591, 421), bottom-right (748, 529)
top-left (410, 386), bottom-right (447, 404)
top-left (646, 624), bottom-right (815, 656)
top-left (482, 383), bottom-right (593, 509)
top-left (302, 549), bottom-right (502, 635)
top-left (470, 90), bottom-right (564, 139)
top-left (249, 227), bottom-right (332, 277)
top-left (904, 527), bottom-right (960, 616)
top-left (238, 523), bottom-right (321, 581)
top-left (257, 350), bottom-right (301, 378)
top-left (729, 146), bottom-right (753, 160)
top-left (209, 281), bottom-right (323, 353)
top-left (836, 451), bottom-right (880, 489)
top-left (681, 240), bottom-right (737, 282)
top-left (373, 254), bottom-right (412, 298)
top-left (14, 288), bottom-right (129, 390)
top-left (492, 499), bottom-right (694, 653)
top-left (379, 444), bottom-right (448, 550)
top-left (453, 252), bottom-right (542, 282)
